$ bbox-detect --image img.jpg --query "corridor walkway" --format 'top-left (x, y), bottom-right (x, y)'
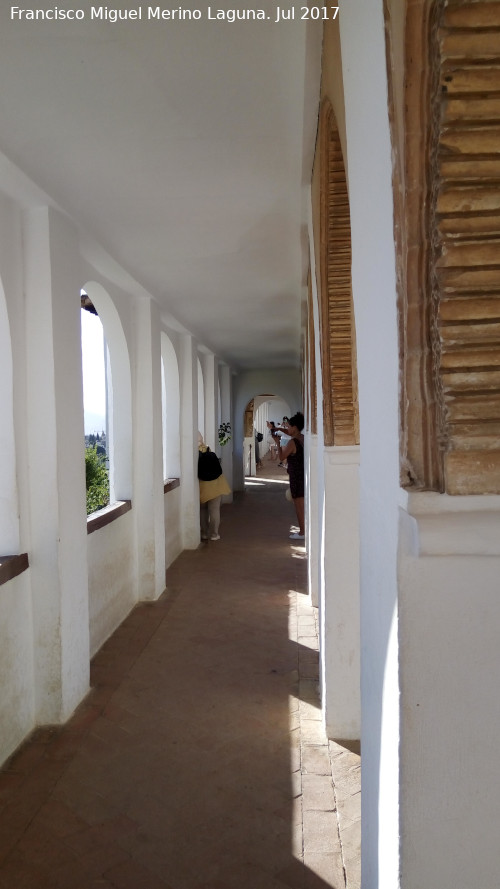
top-left (0, 459), bottom-right (360, 889)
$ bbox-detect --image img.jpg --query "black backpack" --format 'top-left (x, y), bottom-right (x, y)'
top-left (198, 448), bottom-right (223, 481)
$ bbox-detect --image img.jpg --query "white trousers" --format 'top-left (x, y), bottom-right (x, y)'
top-left (200, 495), bottom-right (222, 538)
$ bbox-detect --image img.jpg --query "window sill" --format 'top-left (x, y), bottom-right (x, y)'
top-left (164, 478), bottom-right (180, 493)
top-left (87, 500), bottom-right (132, 535)
top-left (0, 553), bottom-right (29, 586)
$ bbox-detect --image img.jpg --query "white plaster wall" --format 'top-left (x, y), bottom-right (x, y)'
top-left (0, 572), bottom-right (35, 767)
top-left (0, 286), bottom-right (19, 554)
top-left (180, 335), bottom-right (202, 549)
top-left (0, 195), bottom-right (28, 559)
top-left (399, 496), bottom-right (500, 889)
top-left (306, 435), bottom-right (320, 609)
top-left (0, 194), bottom-right (36, 768)
top-left (197, 358), bottom-right (205, 441)
top-left (161, 331), bottom-right (181, 479)
top-left (243, 437), bottom-right (254, 477)
top-left (133, 297), bottom-right (165, 601)
top-left (339, 2), bottom-right (401, 885)
top-left (322, 447), bottom-right (360, 740)
top-left (24, 207), bottom-right (90, 724)
top-left (164, 487), bottom-right (182, 569)
top-left (87, 510), bottom-right (136, 658)
top-left (306, 192), bottom-right (326, 629)
top-left (202, 352), bottom-right (218, 454)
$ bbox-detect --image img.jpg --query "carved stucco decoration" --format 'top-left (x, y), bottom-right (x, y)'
top-left (398, 0), bottom-right (500, 493)
top-left (319, 99), bottom-right (360, 448)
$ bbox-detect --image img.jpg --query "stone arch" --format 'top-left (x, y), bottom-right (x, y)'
top-left (319, 97), bottom-right (359, 447)
top-left (0, 283), bottom-right (19, 554)
top-left (82, 282), bottom-right (132, 501)
top-left (243, 393), bottom-right (292, 476)
top-left (397, 0), bottom-right (500, 494)
top-left (161, 332), bottom-right (181, 479)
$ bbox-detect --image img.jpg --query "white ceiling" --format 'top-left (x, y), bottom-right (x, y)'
top-left (0, 6), bottom-right (322, 369)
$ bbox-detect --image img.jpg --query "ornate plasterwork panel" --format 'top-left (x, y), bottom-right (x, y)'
top-left (398, 0), bottom-right (500, 493)
top-left (319, 99), bottom-right (359, 448)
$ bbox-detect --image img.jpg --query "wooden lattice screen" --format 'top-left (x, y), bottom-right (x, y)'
top-left (399, 0), bottom-right (500, 493)
top-left (319, 99), bottom-right (359, 447)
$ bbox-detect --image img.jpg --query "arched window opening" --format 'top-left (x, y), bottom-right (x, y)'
top-left (161, 332), bottom-right (181, 479)
top-left (319, 99), bottom-right (359, 447)
top-left (218, 380), bottom-right (222, 433)
top-left (81, 283), bottom-right (133, 512)
top-left (197, 358), bottom-right (205, 440)
top-left (81, 295), bottom-right (109, 514)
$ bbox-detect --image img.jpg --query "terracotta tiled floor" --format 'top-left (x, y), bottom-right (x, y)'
top-left (0, 457), bottom-right (359, 889)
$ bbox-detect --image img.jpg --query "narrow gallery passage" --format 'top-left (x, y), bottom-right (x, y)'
top-left (0, 459), bottom-right (359, 889)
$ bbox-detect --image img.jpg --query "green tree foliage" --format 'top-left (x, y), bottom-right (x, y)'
top-left (218, 422), bottom-right (231, 446)
top-left (85, 445), bottom-right (109, 515)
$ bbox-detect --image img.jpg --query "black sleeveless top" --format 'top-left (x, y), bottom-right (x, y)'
top-left (287, 437), bottom-right (304, 499)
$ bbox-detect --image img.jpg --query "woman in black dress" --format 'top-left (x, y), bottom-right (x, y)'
top-left (270, 412), bottom-right (305, 540)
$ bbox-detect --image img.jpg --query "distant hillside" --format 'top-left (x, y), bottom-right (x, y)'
top-left (84, 412), bottom-right (106, 435)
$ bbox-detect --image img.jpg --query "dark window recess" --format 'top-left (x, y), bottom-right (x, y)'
top-left (81, 294), bottom-right (98, 315)
top-left (0, 553), bottom-right (29, 586)
top-left (164, 478), bottom-right (180, 493)
top-left (87, 500), bottom-right (132, 535)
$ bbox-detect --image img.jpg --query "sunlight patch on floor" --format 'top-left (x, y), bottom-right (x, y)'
top-left (247, 475), bottom-right (289, 485)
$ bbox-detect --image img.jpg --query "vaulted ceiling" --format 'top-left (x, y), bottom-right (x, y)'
top-left (0, 6), bottom-right (322, 369)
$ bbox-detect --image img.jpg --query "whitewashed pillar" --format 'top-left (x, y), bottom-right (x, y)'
top-left (219, 363), bottom-right (233, 501)
top-left (202, 352), bottom-right (218, 451)
top-left (24, 206), bottom-right (89, 723)
top-left (322, 446), bottom-right (361, 740)
top-left (306, 434), bottom-right (320, 608)
top-left (133, 297), bottom-right (165, 600)
top-left (180, 335), bottom-right (200, 548)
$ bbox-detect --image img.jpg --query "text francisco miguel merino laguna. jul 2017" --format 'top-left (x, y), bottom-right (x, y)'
top-left (10, 5), bottom-right (340, 22)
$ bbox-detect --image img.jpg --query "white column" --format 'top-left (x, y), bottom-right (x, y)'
top-left (180, 334), bottom-right (200, 548)
top-left (399, 494), bottom-right (500, 889)
top-left (340, 0), bottom-right (401, 883)
top-left (24, 206), bottom-right (89, 723)
top-left (0, 292), bottom-right (19, 554)
top-left (202, 352), bottom-right (218, 451)
top-left (306, 434), bottom-right (320, 608)
top-left (133, 297), bottom-right (166, 601)
top-left (219, 363), bottom-right (233, 501)
top-left (322, 446), bottom-right (360, 740)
